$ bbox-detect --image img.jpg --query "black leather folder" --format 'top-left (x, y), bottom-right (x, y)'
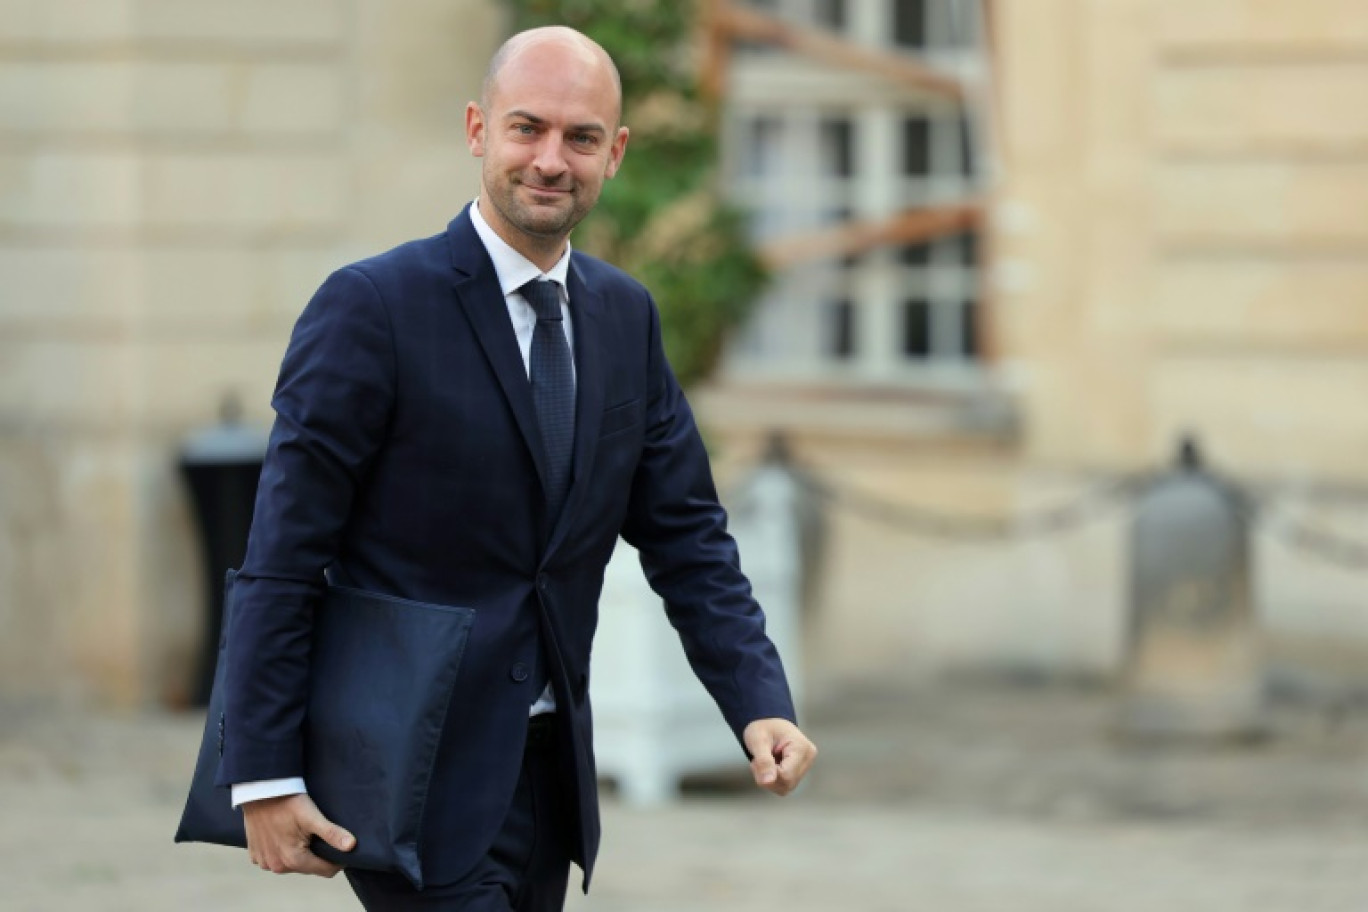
top-left (175, 571), bottom-right (476, 890)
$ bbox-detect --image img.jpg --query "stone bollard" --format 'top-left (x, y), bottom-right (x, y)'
top-left (729, 440), bottom-right (806, 713)
top-left (1118, 438), bottom-right (1264, 739)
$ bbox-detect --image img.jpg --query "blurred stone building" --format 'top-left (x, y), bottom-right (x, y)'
top-left (2, 0), bottom-right (1365, 707)
top-left (701, 0), bottom-right (1368, 691)
top-left (0, 0), bottom-right (504, 705)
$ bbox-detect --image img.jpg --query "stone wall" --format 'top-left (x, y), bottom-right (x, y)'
top-left (995, 0), bottom-right (1368, 479)
top-left (702, 0), bottom-right (1368, 689)
top-left (4, 0), bottom-right (1365, 705)
top-left (0, 0), bottom-right (501, 706)
top-left (993, 0), bottom-right (1368, 680)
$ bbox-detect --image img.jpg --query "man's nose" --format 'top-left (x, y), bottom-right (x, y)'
top-left (532, 134), bottom-right (569, 178)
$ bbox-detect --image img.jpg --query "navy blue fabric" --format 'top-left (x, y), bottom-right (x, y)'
top-left (176, 573), bottom-right (476, 889)
top-left (345, 719), bottom-right (571, 911)
top-left (214, 204), bottom-right (797, 889)
top-left (522, 279), bottom-right (575, 527)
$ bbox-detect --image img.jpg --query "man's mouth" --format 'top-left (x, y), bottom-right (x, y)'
top-left (521, 181), bottom-right (571, 196)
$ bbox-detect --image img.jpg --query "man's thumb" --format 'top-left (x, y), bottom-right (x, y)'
top-left (310, 814), bottom-right (356, 853)
top-left (748, 736), bottom-right (778, 785)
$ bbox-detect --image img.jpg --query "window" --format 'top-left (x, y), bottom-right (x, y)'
top-left (829, 299), bottom-right (857, 359)
top-left (894, 0), bottom-right (976, 50)
top-left (902, 117), bottom-right (932, 177)
top-left (900, 243), bottom-right (931, 266)
top-left (815, 0), bottom-right (847, 31)
top-left (958, 114), bottom-right (977, 177)
top-left (744, 116), bottom-right (782, 178)
top-left (893, 0), bottom-right (927, 49)
top-left (901, 299), bottom-right (932, 358)
top-left (827, 204), bottom-right (855, 226)
top-left (819, 117), bottom-right (855, 178)
top-left (943, 0), bottom-right (976, 47)
top-left (898, 233), bottom-right (980, 363)
top-left (721, 0), bottom-right (987, 382)
top-left (900, 114), bottom-right (979, 207)
top-left (960, 299), bottom-right (979, 358)
top-left (954, 231), bottom-right (977, 266)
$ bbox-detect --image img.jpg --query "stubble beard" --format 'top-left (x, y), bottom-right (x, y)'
top-left (487, 169), bottom-right (597, 244)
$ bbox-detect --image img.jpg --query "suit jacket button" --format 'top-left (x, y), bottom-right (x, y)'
top-left (511, 663), bottom-right (530, 682)
top-left (536, 574), bottom-right (548, 592)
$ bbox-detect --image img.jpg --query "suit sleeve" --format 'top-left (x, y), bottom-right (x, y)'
top-left (216, 266), bottom-right (396, 786)
top-left (617, 294), bottom-right (797, 744)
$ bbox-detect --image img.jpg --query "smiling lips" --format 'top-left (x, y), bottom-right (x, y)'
top-left (521, 180), bottom-right (572, 197)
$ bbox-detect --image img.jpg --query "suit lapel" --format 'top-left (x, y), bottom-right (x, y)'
top-left (546, 257), bottom-right (606, 556)
top-left (447, 208), bottom-right (552, 497)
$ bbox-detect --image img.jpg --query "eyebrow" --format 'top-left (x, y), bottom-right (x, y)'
top-left (505, 109), bottom-right (608, 136)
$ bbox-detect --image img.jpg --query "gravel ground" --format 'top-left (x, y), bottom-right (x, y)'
top-left (2, 680), bottom-right (1366, 911)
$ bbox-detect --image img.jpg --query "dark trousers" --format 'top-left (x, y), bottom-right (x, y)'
top-left (346, 715), bottom-right (572, 911)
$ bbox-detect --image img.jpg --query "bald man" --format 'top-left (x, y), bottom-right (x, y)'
top-left (219, 26), bottom-right (815, 911)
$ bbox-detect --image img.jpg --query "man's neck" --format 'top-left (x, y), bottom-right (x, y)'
top-left (476, 198), bottom-right (567, 273)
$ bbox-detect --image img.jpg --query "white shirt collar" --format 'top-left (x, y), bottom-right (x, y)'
top-left (469, 199), bottom-right (572, 297)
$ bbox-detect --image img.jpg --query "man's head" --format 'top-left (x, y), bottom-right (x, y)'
top-left (466, 27), bottom-right (630, 266)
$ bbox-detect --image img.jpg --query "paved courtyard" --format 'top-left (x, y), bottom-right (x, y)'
top-left (2, 679), bottom-right (1366, 911)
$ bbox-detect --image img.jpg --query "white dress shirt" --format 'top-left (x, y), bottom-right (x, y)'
top-left (232, 199), bottom-right (571, 808)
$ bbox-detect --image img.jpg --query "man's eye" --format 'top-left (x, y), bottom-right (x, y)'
top-left (570, 133), bottom-right (596, 146)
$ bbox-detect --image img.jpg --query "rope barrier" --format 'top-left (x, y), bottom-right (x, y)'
top-left (1241, 495), bottom-right (1368, 571)
top-left (753, 461), bottom-right (1368, 571)
top-left (793, 472), bottom-right (1138, 541)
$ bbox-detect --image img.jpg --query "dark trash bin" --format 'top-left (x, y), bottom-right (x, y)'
top-left (179, 407), bottom-right (268, 706)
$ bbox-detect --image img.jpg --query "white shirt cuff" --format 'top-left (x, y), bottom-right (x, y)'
top-left (231, 777), bottom-right (307, 808)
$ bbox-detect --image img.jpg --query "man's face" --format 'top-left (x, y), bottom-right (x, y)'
top-left (466, 40), bottom-right (629, 248)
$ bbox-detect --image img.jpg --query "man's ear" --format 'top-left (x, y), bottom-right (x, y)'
top-left (466, 102), bottom-right (487, 157)
top-left (604, 126), bottom-right (630, 179)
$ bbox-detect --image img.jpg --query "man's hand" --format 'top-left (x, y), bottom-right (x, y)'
top-left (742, 718), bottom-right (817, 797)
top-left (242, 793), bottom-right (355, 877)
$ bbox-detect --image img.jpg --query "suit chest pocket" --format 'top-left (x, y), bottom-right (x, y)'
top-left (598, 397), bottom-right (641, 439)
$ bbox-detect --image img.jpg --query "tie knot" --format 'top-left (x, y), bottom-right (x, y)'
top-left (521, 280), bottom-right (562, 322)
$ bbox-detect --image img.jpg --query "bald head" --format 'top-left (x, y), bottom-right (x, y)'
top-left (481, 26), bottom-right (623, 125)
top-left (464, 24), bottom-right (631, 269)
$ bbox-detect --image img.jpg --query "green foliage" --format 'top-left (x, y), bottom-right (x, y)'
top-left (504, 0), bottom-right (768, 386)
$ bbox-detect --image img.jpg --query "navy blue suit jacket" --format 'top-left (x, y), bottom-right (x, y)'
top-left (217, 205), bottom-right (796, 886)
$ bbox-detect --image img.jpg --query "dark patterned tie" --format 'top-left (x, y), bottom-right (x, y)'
top-left (521, 279), bottom-right (576, 525)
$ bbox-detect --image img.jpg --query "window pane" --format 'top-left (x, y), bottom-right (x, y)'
top-left (829, 299), bottom-right (857, 359)
top-left (815, 0), bottom-right (846, 30)
top-left (959, 114), bottom-right (976, 177)
top-left (955, 231), bottom-right (978, 266)
top-left (894, 0), bottom-right (927, 49)
top-left (902, 117), bottom-right (931, 176)
top-left (900, 243), bottom-right (931, 266)
top-left (824, 204), bottom-right (854, 226)
top-left (942, 0), bottom-right (974, 46)
top-left (960, 299), bottom-right (979, 358)
top-left (819, 117), bottom-right (855, 178)
top-left (901, 298), bottom-right (931, 358)
top-left (745, 116), bottom-right (781, 177)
